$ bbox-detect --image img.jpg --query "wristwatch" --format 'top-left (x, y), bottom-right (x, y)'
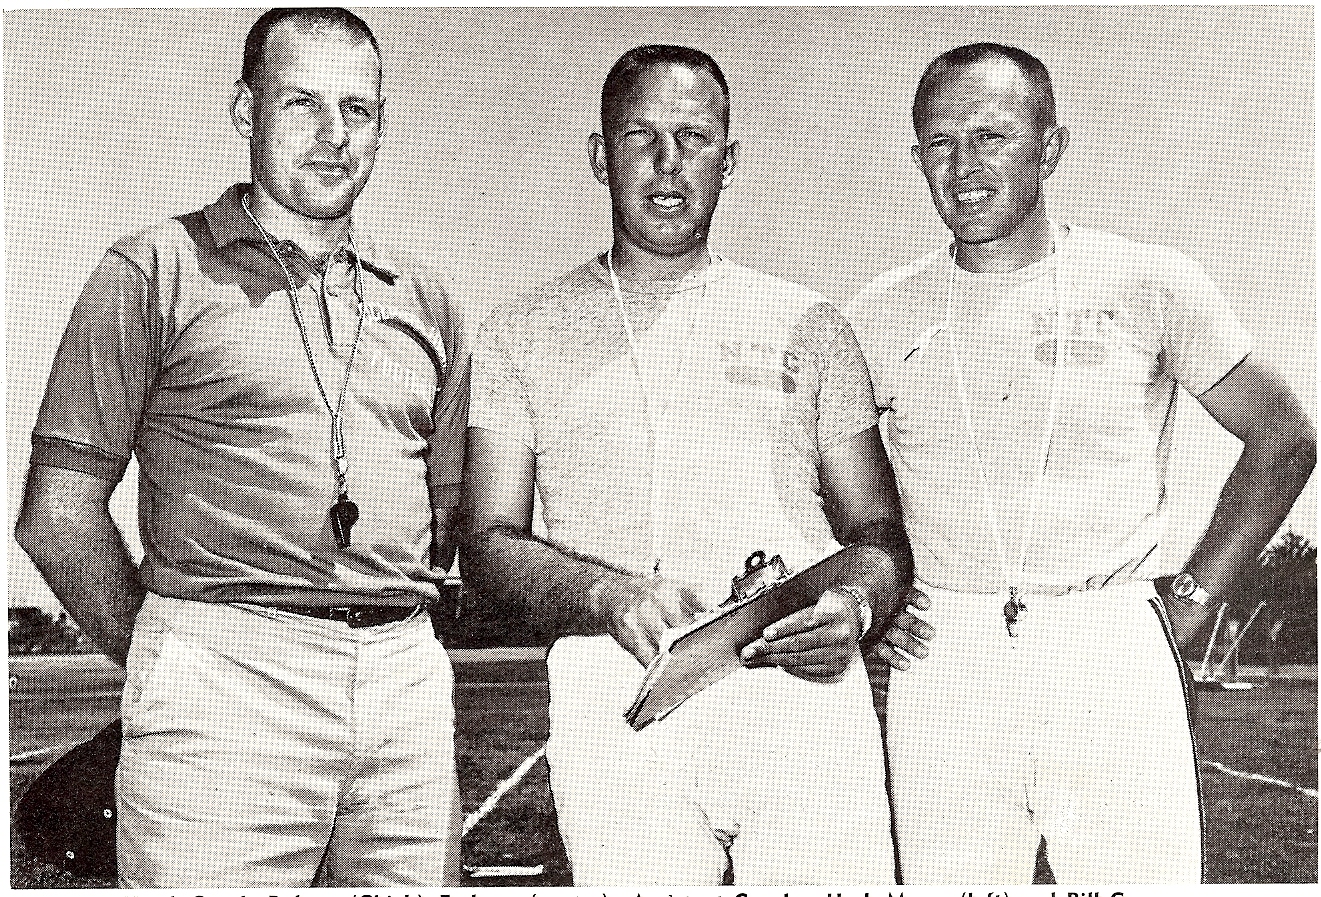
top-left (1168, 572), bottom-right (1213, 608)
top-left (838, 585), bottom-right (873, 639)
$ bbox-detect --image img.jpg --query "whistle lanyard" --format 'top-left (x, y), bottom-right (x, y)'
top-left (607, 249), bottom-right (708, 576)
top-left (943, 222), bottom-right (1067, 629)
top-left (242, 192), bottom-right (366, 547)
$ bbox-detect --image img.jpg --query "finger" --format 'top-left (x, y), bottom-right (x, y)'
top-left (885, 628), bottom-right (931, 659)
top-left (871, 642), bottom-right (913, 671)
top-left (750, 644), bottom-right (848, 668)
top-left (751, 625), bottom-right (838, 657)
top-left (785, 662), bottom-right (850, 682)
top-left (891, 609), bottom-right (935, 642)
top-left (906, 587), bottom-right (933, 612)
top-left (635, 599), bottom-right (668, 651)
top-left (649, 585), bottom-right (693, 629)
top-left (678, 586), bottom-right (710, 616)
top-left (761, 606), bottom-right (820, 641)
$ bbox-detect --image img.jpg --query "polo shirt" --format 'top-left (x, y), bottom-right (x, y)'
top-left (31, 184), bottom-right (470, 605)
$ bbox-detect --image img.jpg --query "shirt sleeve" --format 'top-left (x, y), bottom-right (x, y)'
top-left (422, 277), bottom-right (471, 513)
top-left (843, 284), bottom-right (893, 414)
top-left (804, 302), bottom-right (880, 450)
top-left (469, 305), bottom-right (536, 452)
top-left (1156, 248), bottom-right (1252, 396)
top-left (30, 250), bottom-right (158, 483)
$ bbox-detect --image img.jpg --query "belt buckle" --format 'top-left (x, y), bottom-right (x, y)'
top-left (345, 607), bottom-right (368, 628)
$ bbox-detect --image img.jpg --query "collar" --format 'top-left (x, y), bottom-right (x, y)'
top-left (203, 184), bottom-right (398, 283)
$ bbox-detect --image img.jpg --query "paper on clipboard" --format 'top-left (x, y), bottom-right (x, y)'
top-left (623, 547), bottom-right (858, 730)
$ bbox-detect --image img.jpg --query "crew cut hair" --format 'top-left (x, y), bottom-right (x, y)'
top-left (241, 7), bottom-right (380, 88)
top-left (601, 44), bottom-right (731, 132)
top-left (912, 42), bottom-right (1057, 134)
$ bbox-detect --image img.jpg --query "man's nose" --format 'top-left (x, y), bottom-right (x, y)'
top-left (316, 108), bottom-right (349, 149)
top-left (951, 137), bottom-right (981, 179)
top-left (655, 134), bottom-right (682, 175)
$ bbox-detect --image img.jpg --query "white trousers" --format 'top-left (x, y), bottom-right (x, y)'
top-left (886, 579), bottom-right (1202, 884)
top-left (116, 594), bottom-right (462, 887)
top-left (545, 635), bottom-right (896, 886)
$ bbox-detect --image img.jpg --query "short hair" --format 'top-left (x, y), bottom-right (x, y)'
top-left (912, 42), bottom-right (1056, 135)
top-left (241, 8), bottom-right (380, 89)
top-left (601, 45), bottom-right (730, 132)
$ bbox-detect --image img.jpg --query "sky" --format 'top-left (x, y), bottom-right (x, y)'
top-left (4, 5), bottom-right (1315, 611)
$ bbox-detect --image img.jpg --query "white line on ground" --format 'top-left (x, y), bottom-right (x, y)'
top-left (462, 744), bottom-right (547, 836)
top-left (1201, 759), bottom-right (1318, 798)
top-left (9, 745), bottom-right (70, 764)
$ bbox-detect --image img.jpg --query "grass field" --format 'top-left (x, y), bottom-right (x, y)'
top-left (9, 653), bottom-right (1317, 887)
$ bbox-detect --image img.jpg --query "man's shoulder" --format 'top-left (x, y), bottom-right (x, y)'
top-left (105, 214), bottom-right (202, 276)
top-left (1068, 224), bottom-right (1194, 274)
top-left (715, 261), bottom-right (836, 330)
top-left (847, 247), bottom-right (947, 345)
top-left (481, 258), bottom-right (608, 338)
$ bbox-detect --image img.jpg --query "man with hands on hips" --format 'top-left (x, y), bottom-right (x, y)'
top-left (461, 44), bottom-right (913, 885)
top-left (848, 42), bottom-right (1315, 884)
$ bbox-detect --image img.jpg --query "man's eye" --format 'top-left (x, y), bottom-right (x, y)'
top-left (679, 130), bottom-right (710, 146)
top-left (287, 96), bottom-right (315, 109)
top-left (980, 132), bottom-right (1005, 142)
top-left (345, 104), bottom-right (372, 119)
top-left (622, 129), bottom-right (653, 145)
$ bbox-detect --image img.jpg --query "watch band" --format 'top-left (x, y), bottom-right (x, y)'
top-left (838, 585), bottom-right (873, 639)
top-left (1170, 572), bottom-right (1213, 607)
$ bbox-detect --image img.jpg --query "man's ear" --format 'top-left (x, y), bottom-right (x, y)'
top-left (721, 139), bottom-right (739, 189)
top-left (588, 132), bottom-right (609, 186)
top-left (1040, 125), bottom-right (1070, 180)
top-left (377, 96), bottom-right (387, 143)
top-left (231, 80), bottom-right (255, 139)
top-left (910, 144), bottom-right (923, 172)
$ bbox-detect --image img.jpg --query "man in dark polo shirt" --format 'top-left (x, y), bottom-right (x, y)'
top-left (14, 8), bottom-right (468, 887)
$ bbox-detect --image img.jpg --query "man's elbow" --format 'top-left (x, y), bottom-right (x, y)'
top-left (15, 502), bottom-right (62, 572)
top-left (1269, 409), bottom-right (1317, 484)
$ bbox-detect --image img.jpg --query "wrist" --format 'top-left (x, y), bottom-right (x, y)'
top-left (836, 584), bottom-right (872, 640)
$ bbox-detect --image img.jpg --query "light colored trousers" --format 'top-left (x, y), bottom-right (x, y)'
top-left (886, 579), bottom-right (1202, 884)
top-left (545, 634), bottom-right (896, 886)
top-left (116, 594), bottom-right (462, 887)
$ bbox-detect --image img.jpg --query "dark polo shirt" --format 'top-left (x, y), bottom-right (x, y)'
top-left (31, 184), bottom-right (469, 605)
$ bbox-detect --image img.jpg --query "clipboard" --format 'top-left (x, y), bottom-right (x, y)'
top-left (624, 547), bottom-right (857, 730)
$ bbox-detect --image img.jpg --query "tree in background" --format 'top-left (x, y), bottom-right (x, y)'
top-left (8, 607), bottom-right (83, 654)
top-left (1225, 531), bottom-right (1317, 666)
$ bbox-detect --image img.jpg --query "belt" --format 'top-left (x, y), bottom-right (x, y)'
top-left (277, 604), bottom-right (424, 628)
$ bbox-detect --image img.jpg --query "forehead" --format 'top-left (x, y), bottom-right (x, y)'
top-left (918, 57), bottom-right (1036, 132)
top-left (615, 62), bottom-right (727, 126)
top-left (260, 21), bottom-right (381, 97)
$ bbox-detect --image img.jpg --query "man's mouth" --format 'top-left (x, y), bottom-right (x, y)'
top-left (305, 160), bottom-right (351, 175)
top-left (649, 192), bottom-right (685, 210)
top-left (955, 188), bottom-right (991, 204)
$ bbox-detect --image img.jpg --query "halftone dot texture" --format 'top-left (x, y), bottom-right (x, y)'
top-left (116, 597), bottom-right (461, 887)
top-left (887, 581), bottom-right (1202, 883)
top-left (6, 6), bottom-right (1312, 615)
top-left (470, 258), bottom-right (894, 882)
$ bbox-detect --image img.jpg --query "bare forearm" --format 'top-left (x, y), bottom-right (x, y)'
top-left (1187, 432), bottom-right (1315, 598)
top-left (460, 524), bottom-right (650, 640)
top-left (16, 496), bottom-right (143, 667)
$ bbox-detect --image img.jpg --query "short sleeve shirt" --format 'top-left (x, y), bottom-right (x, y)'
top-left (31, 185), bottom-right (471, 605)
top-left (471, 256), bottom-right (877, 605)
top-left (847, 225), bottom-right (1251, 594)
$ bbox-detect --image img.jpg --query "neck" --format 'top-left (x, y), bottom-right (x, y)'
top-left (247, 182), bottom-right (352, 261)
top-left (954, 209), bottom-right (1053, 274)
top-left (607, 237), bottom-right (711, 286)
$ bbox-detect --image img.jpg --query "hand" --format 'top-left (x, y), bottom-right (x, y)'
top-left (607, 578), bottom-right (707, 668)
top-left (739, 588), bottom-right (861, 681)
top-left (871, 586), bottom-right (933, 671)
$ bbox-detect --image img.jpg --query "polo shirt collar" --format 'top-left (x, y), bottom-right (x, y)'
top-left (203, 184), bottom-right (398, 282)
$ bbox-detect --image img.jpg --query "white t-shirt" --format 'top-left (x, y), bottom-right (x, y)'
top-left (847, 225), bottom-right (1251, 595)
top-left (472, 255), bottom-right (878, 605)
